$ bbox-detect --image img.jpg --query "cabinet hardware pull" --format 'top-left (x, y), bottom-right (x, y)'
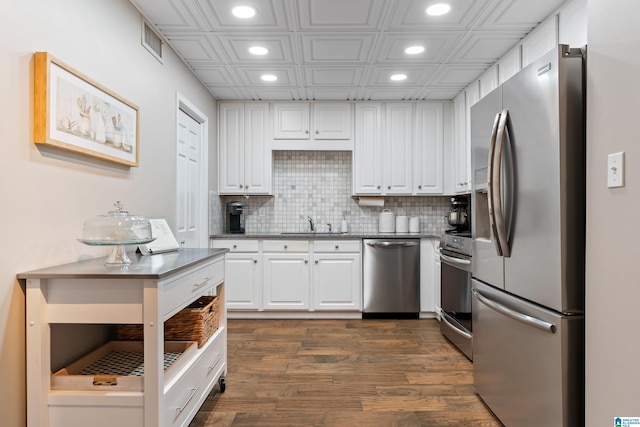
top-left (305, 130), bottom-right (309, 134)
top-left (304, 260), bottom-right (308, 264)
top-left (335, 245), bottom-right (339, 249)
top-left (207, 354), bottom-right (224, 373)
top-left (284, 245), bottom-right (288, 249)
top-left (239, 184), bottom-right (243, 188)
top-left (176, 386), bottom-right (200, 414)
top-left (193, 278), bottom-right (210, 288)
top-left (233, 244), bottom-right (237, 249)
top-left (253, 259), bottom-right (258, 263)
top-left (418, 185), bottom-right (422, 190)
top-left (315, 260), bottom-right (319, 264)
top-left (377, 185), bottom-right (381, 189)
top-left (387, 185), bottom-right (391, 190)
top-left (315, 130), bottom-right (319, 134)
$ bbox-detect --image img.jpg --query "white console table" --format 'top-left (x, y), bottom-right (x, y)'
top-left (18, 248), bottom-right (228, 427)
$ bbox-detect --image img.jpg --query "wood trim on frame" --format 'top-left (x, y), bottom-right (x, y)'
top-left (33, 52), bottom-right (140, 167)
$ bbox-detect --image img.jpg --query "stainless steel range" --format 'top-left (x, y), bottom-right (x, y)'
top-left (439, 227), bottom-right (473, 359)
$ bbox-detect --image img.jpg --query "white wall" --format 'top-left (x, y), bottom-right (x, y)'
top-left (586, 0), bottom-right (640, 424)
top-left (0, 1), bottom-right (217, 425)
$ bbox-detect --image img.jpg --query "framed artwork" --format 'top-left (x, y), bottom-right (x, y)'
top-left (33, 52), bottom-right (140, 167)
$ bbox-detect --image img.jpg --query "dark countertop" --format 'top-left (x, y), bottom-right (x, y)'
top-left (17, 248), bottom-right (228, 280)
top-left (210, 233), bottom-right (441, 240)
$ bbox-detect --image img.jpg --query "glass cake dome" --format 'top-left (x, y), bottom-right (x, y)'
top-left (78, 201), bottom-right (155, 265)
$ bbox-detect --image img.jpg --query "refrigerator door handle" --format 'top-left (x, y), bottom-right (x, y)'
top-left (490, 109), bottom-right (512, 257)
top-left (472, 288), bottom-right (556, 333)
top-left (487, 112), bottom-right (503, 256)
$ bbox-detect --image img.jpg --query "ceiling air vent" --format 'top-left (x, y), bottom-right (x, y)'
top-left (142, 18), bottom-right (163, 63)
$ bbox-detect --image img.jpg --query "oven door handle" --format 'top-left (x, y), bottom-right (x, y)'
top-left (440, 254), bottom-right (471, 265)
top-left (441, 314), bottom-right (472, 339)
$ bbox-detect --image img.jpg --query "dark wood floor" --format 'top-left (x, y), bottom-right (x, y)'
top-left (189, 318), bottom-right (502, 427)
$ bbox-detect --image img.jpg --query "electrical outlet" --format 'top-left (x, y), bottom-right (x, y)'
top-left (607, 152), bottom-right (625, 188)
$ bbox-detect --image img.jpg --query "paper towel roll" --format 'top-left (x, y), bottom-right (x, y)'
top-left (358, 196), bottom-right (385, 207)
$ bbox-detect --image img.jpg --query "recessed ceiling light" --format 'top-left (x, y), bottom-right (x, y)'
top-left (261, 74), bottom-right (277, 82)
top-left (426, 3), bottom-right (451, 16)
top-left (249, 46), bottom-right (269, 55)
top-left (405, 46), bottom-right (425, 55)
top-left (390, 74), bottom-right (407, 81)
top-left (232, 5), bottom-right (256, 18)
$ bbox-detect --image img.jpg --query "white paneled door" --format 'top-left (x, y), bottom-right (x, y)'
top-left (177, 104), bottom-right (206, 248)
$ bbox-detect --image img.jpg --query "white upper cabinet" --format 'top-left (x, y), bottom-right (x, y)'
top-left (521, 15), bottom-right (559, 68)
top-left (313, 103), bottom-right (352, 140)
top-left (271, 102), bottom-right (353, 150)
top-left (219, 102), bottom-right (272, 195)
top-left (384, 103), bottom-right (413, 195)
top-left (413, 103), bottom-right (444, 194)
top-left (354, 102), bottom-right (445, 196)
top-left (272, 102), bottom-right (310, 139)
top-left (353, 103), bottom-right (383, 194)
top-left (498, 46), bottom-right (522, 84)
top-left (450, 91), bottom-right (470, 194)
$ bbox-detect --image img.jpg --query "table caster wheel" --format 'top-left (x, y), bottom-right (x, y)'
top-left (219, 377), bottom-right (226, 393)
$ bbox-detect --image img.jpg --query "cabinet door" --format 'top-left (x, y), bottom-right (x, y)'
top-left (384, 103), bottom-right (413, 195)
top-left (312, 253), bottom-right (361, 311)
top-left (419, 239), bottom-right (436, 313)
top-left (272, 103), bottom-right (310, 139)
top-left (414, 103), bottom-right (444, 194)
top-left (313, 103), bottom-right (352, 140)
top-left (263, 253), bottom-right (310, 310)
top-left (452, 92), bottom-right (470, 193)
top-left (218, 103), bottom-right (245, 194)
top-left (244, 103), bottom-right (272, 195)
top-left (353, 103), bottom-right (383, 194)
top-left (225, 253), bottom-right (261, 310)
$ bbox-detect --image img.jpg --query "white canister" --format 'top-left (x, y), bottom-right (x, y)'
top-left (379, 209), bottom-right (395, 233)
top-left (409, 216), bottom-right (420, 233)
top-left (396, 216), bottom-right (409, 233)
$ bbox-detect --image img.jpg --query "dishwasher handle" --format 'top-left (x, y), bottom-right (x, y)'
top-left (366, 241), bottom-right (419, 248)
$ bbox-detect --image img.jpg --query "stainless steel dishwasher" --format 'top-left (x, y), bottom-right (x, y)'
top-left (363, 239), bottom-right (420, 318)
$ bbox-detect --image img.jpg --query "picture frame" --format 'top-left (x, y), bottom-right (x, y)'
top-left (33, 52), bottom-right (140, 167)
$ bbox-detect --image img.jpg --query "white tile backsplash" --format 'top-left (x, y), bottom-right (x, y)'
top-left (214, 151), bottom-right (452, 235)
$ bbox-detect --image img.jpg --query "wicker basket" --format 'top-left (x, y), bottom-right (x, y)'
top-left (116, 295), bottom-right (220, 348)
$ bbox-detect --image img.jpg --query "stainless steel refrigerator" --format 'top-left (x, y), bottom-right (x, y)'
top-left (470, 45), bottom-right (585, 427)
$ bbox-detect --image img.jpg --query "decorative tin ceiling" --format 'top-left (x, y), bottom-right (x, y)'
top-left (129, 0), bottom-right (568, 100)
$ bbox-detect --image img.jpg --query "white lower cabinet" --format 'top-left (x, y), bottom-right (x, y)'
top-left (213, 239), bottom-right (362, 315)
top-left (263, 240), bottom-right (310, 310)
top-left (420, 238), bottom-right (438, 316)
top-left (212, 240), bottom-right (261, 310)
top-left (312, 241), bottom-right (361, 311)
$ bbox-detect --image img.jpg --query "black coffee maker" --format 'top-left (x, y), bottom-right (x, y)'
top-left (226, 201), bottom-right (245, 234)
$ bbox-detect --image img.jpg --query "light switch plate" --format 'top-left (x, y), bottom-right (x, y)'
top-left (607, 152), bottom-right (625, 188)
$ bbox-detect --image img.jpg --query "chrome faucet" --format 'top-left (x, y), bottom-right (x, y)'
top-left (307, 216), bottom-right (315, 232)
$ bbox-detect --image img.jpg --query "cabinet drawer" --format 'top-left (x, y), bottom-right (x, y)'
top-left (163, 357), bottom-right (203, 427)
top-left (199, 329), bottom-right (226, 389)
top-left (213, 239), bottom-right (259, 252)
top-left (160, 258), bottom-right (224, 320)
top-left (314, 240), bottom-right (361, 253)
top-left (263, 240), bottom-right (309, 252)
